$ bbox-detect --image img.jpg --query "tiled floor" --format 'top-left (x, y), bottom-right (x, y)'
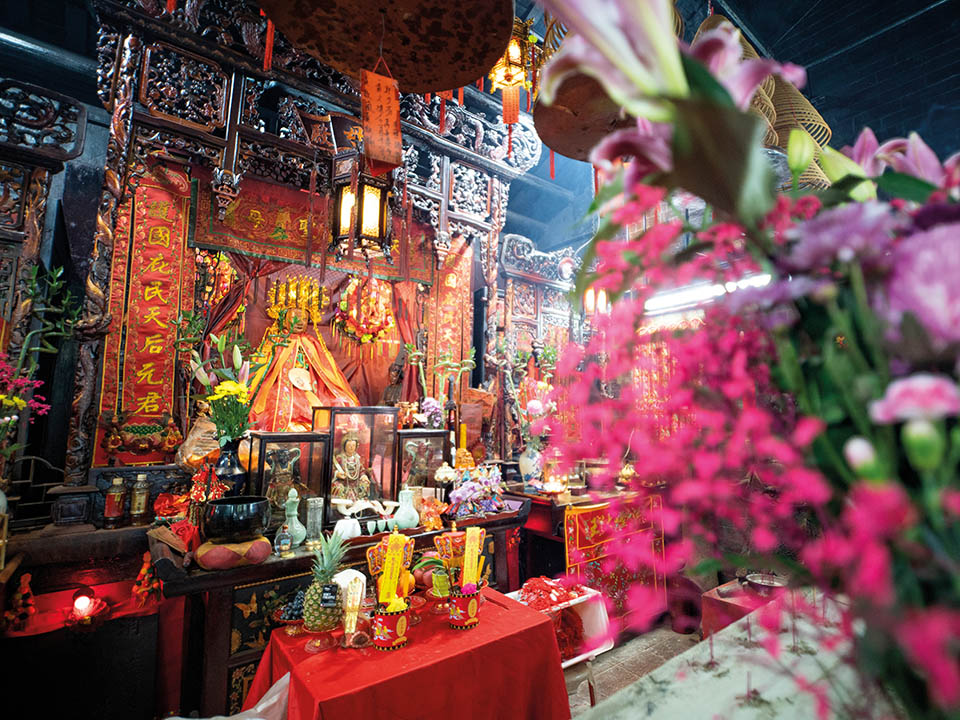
top-left (565, 623), bottom-right (701, 716)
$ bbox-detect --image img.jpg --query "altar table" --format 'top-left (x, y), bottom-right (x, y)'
top-left (243, 587), bottom-right (570, 720)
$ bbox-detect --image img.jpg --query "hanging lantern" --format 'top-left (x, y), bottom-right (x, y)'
top-left (488, 18), bottom-right (542, 157)
top-left (583, 286), bottom-right (608, 317)
top-left (331, 152), bottom-right (392, 262)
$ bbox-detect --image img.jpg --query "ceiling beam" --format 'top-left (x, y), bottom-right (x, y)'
top-left (712, 0), bottom-right (774, 58)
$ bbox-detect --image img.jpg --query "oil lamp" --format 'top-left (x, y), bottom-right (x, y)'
top-left (331, 153), bottom-right (392, 262)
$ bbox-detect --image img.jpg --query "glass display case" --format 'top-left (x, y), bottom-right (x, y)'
top-left (312, 406), bottom-right (399, 526)
top-left (396, 428), bottom-right (451, 489)
top-left (244, 431), bottom-right (330, 527)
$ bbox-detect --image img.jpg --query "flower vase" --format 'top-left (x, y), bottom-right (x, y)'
top-left (216, 439), bottom-right (248, 496)
top-left (285, 490), bottom-right (307, 547)
top-left (518, 447), bottom-right (543, 487)
top-left (393, 488), bottom-right (419, 530)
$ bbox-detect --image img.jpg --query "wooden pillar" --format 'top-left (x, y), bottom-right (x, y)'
top-left (63, 34), bottom-right (140, 484)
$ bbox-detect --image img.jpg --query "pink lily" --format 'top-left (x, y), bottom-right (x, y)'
top-left (589, 117), bottom-right (673, 187)
top-left (841, 127), bottom-right (886, 177)
top-left (874, 131), bottom-right (960, 189)
top-left (238, 361), bottom-right (250, 385)
top-left (538, 0), bottom-right (688, 121)
top-left (688, 22), bottom-right (806, 110)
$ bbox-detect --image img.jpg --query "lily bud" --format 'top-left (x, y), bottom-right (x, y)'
top-left (843, 436), bottom-right (885, 481)
top-left (902, 420), bottom-right (945, 472)
top-left (818, 146), bottom-right (876, 201)
top-left (787, 129), bottom-right (816, 178)
top-left (233, 344), bottom-right (243, 371)
top-left (195, 365), bottom-right (211, 387)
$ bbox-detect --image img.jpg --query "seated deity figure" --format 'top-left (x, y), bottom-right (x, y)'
top-left (250, 276), bottom-right (358, 432)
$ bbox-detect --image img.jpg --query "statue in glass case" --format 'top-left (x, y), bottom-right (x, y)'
top-left (331, 431), bottom-right (373, 502)
top-left (379, 361), bottom-right (404, 406)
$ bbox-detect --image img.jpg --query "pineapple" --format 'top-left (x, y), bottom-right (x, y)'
top-left (303, 532), bottom-right (347, 632)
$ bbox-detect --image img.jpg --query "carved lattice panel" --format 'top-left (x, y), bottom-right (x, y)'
top-left (0, 80), bottom-right (86, 162)
top-left (449, 162), bottom-right (490, 220)
top-left (140, 43), bottom-right (227, 131)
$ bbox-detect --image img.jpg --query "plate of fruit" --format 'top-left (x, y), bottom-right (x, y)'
top-left (273, 590), bottom-right (306, 625)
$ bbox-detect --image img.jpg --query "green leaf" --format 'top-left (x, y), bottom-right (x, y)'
top-left (661, 98), bottom-right (776, 226)
top-left (874, 171), bottom-right (938, 204)
top-left (680, 54), bottom-right (735, 107)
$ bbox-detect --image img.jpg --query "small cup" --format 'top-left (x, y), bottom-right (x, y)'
top-left (366, 520), bottom-right (378, 535)
top-left (377, 519), bottom-right (387, 532)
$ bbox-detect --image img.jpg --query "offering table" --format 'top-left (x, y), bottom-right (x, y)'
top-left (244, 587), bottom-right (570, 720)
top-left (149, 500), bottom-right (530, 717)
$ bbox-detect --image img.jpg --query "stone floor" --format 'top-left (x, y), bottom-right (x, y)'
top-left (565, 622), bottom-right (701, 716)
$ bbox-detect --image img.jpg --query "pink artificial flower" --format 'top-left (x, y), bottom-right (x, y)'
top-left (897, 609), bottom-right (960, 709)
top-left (869, 373), bottom-right (960, 423)
top-left (878, 222), bottom-right (960, 351)
top-left (526, 399), bottom-right (544, 417)
top-left (688, 21), bottom-right (806, 110)
top-left (841, 127), bottom-right (886, 177)
top-left (590, 117), bottom-right (674, 188)
top-left (845, 483), bottom-right (917, 541)
top-left (538, 0), bottom-right (688, 121)
top-left (943, 489), bottom-right (960, 517)
top-left (876, 132), bottom-right (960, 188)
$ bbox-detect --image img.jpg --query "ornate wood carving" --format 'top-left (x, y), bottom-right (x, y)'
top-left (0, 80), bottom-right (86, 167)
top-left (7, 167), bottom-right (52, 359)
top-left (140, 43), bottom-right (228, 131)
top-left (500, 233), bottom-right (580, 289)
top-left (132, 123), bottom-right (222, 170)
top-left (96, 26), bottom-right (123, 110)
top-left (0, 161), bottom-right (28, 235)
top-left (237, 136), bottom-right (327, 191)
top-left (0, 241), bottom-right (20, 322)
top-left (65, 35), bottom-right (141, 483)
top-left (449, 162), bottom-right (490, 220)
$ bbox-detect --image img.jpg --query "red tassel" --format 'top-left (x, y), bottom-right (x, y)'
top-left (458, 87), bottom-right (464, 105)
top-left (439, 97), bottom-right (446, 134)
top-left (477, 78), bottom-right (484, 91)
top-left (402, 177), bottom-right (409, 243)
top-left (166, 0), bottom-right (176, 12)
top-left (263, 19), bottom-right (275, 71)
top-left (508, 124), bottom-right (513, 158)
top-left (525, 88), bottom-right (531, 113)
top-left (531, 46), bottom-right (538, 100)
top-left (425, 93), bottom-right (431, 104)
top-left (550, 149), bottom-right (555, 180)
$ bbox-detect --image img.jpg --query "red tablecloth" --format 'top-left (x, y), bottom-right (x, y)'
top-left (244, 587), bottom-right (570, 720)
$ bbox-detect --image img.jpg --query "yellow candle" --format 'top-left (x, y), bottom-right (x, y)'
top-left (459, 423), bottom-right (466, 449)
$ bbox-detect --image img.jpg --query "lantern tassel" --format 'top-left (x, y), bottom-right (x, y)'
top-left (477, 78), bottom-right (484, 92)
top-left (425, 93), bottom-right (431, 104)
top-left (263, 19), bottom-right (274, 71)
top-left (458, 87), bottom-right (464, 105)
top-left (166, 0), bottom-right (176, 12)
top-left (439, 97), bottom-right (446, 134)
top-left (525, 88), bottom-right (530, 113)
top-left (550, 149), bottom-right (555, 180)
top-left (508, 125), bottom-right (513, 158)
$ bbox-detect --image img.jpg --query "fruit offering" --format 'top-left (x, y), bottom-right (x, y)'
top-left (279, 590), bottom-right (306, 621)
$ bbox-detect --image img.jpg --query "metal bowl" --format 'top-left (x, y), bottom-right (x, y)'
top-left (745, 573), bottom-right (787, 596)
top-left (201, 495), bottom-right (270, 543)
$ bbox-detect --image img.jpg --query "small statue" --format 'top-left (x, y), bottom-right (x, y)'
top-left (379, 362), bottom-right (404, 406)
top-left (403, 440), bottom-right (431, 487)
top-left (265, 447), bottom-right (309, 508)
top-left (332, 432), bottom-right (373, 502)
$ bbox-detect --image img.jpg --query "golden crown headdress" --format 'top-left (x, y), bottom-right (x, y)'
top-left (266, 275), bottom-right (327, 327)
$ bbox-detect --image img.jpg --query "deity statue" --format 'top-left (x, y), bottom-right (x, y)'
top-left (403, 440), bottom-right (431, 487)
top-left (331, 432), bottom-right (373, 502)
top-left (379, 362), bottom-right (404, 406)
top-left (250, 276), bottom-right (358, 432)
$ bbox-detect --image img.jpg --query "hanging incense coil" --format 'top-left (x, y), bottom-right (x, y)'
top-left (771, 76), bottom-right (832, 149)
top-left (778, 158), bottom-right (832, 191)
top-left (750, 87), bottom-right (779, 147)
top-left (256, 0), bottom-right (514, 93)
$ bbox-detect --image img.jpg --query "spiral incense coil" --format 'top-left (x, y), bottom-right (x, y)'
top-left (772, 76), bottom-right (832, 149)
top-left (693, 14), bottom-right (774, 98)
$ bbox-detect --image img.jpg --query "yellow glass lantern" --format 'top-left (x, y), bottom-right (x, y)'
top-left (331, 153), bottom-right (392, 261)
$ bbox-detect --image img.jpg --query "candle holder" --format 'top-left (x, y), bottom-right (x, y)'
top-left (373, 598), bottom-right (410, 650)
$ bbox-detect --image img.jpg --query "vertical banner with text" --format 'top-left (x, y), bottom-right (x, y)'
top-left (93, 162), bottom-right (194, 466)
top-left (360, 69), bottom-right (402, 176)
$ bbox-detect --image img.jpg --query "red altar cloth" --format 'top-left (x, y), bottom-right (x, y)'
top-left (244, 588), bottom-right (570, 720)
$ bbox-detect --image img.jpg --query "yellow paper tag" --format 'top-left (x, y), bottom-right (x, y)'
top-left (343, 577), bottom-right (364, 634)
top-left (461, 527), bottom-right (481, 588)
top-left (378, 532), bottom-right (408, 605)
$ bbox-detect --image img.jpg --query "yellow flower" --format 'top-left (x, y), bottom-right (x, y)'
top-left (208, 380), bottom-right (250, 405)
top-left (0, 395), bottom-right (25, 409)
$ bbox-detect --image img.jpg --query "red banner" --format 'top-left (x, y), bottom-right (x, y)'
top-left (93, 162), bottom-right (195, 466)
top-left (192, 170), bottom-right (433, 284)
top-left (361, 70), bottom-right (403, 176)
